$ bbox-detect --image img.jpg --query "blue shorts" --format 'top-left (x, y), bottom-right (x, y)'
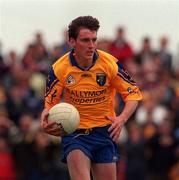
top-left (61, 125), bottom-right (119, 163)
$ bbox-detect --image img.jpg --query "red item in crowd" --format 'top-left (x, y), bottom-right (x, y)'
top-left (0, 152), bottom-right (16, 179)
top-left (110, 42), bottom-right (133, 64)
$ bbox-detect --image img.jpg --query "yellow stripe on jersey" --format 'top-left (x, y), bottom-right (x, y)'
top-left (45, 49), bottom-right (142, 129)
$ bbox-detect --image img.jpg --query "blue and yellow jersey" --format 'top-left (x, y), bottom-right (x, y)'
top-left (45, 49), bottom-right (142, 129)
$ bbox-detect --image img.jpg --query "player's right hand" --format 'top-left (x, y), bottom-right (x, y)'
top-left (40, 108), bottom-right (65, 137)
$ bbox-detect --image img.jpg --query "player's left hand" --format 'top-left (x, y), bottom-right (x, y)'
top-left (107, 116), bottom-right (126, 143)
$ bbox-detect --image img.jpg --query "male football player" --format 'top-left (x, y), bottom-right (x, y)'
top-left (41, 16), bottom-right (142, 180)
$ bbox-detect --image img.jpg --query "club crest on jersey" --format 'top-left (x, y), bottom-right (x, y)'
top-left (66, 75), bottom-right (75, 85)
top-left (96, 73), bottom-right (106, 86)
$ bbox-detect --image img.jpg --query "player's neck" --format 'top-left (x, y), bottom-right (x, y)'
top-left (74, 54), bottom-right (93, 69)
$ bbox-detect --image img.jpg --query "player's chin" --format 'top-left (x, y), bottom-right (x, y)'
top-left (85, 52), bottom-right (94, 58)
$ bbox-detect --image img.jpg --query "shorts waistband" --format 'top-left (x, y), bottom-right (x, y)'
top-left (76, 125), bottom-right (110, 134)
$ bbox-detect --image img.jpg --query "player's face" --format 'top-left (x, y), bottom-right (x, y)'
top-left (71, 28), bottom-right (97, 61)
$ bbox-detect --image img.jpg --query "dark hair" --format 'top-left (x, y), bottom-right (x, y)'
top-left (68, 16), bottom-right (100, 40)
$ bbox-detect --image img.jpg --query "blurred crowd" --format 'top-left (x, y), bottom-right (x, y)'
top-left (0, 27), bottom-right (179, 180)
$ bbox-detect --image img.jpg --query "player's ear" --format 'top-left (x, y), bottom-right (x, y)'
top-left (69, 38), bottom-right (75, 48)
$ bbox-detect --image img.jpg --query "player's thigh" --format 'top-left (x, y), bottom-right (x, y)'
top-left (67, 149), bottom-right (91, 180)
top-left (91, 162), bottom-right (117, 180)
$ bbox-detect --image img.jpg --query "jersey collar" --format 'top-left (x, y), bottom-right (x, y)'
top-left (69, 49), bottom-right (98, 71)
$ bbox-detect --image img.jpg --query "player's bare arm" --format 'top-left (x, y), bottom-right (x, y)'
top-left (41, 108), bottom-right (64, 136)
top-left (108, 100), bottom-right (139, 142)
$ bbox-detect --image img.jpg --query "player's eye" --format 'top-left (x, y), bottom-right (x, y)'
top-left (80, 38), bottom-right (97, 43)
top-left (80, 38), bottom-right (90, 42)
top-left (92, 38), bottom-right (97, 42)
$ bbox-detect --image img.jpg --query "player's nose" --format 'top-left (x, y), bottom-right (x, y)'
top-left (88, 40), bottom-right (95, 48)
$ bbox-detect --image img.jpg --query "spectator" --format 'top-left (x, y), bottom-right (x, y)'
top-left (146, 119), bottom-right (178, 180)
top-left (58, 29), bottom-right (71, 56)
top-left (0, 42), bottom-right (9, 79)
top-left (28, 130), bottom-right (70, 180)
top-left (158, 36), bottom-right (172, 71)
top-left (49, 45), bottom-right (62, 65)
top-left (11, 114), bottom-right (38, 180)
top-left (97, 38), bottom-right (110, 52)
top-left (22, 32), bottom-right (49, 73)
top-left (135, 36), bottom-right (155, 65)
top-left (109, 26), bottom-right (134, 66)
top-left (135, 91), bottom-right (169, 126)
top-left (32, 32), bottom-right (49, 62)
top-left (4, 50), bottom-right (21, 67)
top-left (22, 44), bottom-right (38, 71)
top-left (124, 122), bottom-right (147, 180)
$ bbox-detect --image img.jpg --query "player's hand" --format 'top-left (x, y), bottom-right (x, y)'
top-left (107, 116), bottom-right (126, 143)
top-left (40, 108), bottom-right (65, 137)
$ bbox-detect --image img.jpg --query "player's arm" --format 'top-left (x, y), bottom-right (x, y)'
top-left (108, 62), bottom-right (142, 142)
top-left (41, 67), bottom-right (64, 136)
top-left (108, 100), bottom-right (138, 142)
